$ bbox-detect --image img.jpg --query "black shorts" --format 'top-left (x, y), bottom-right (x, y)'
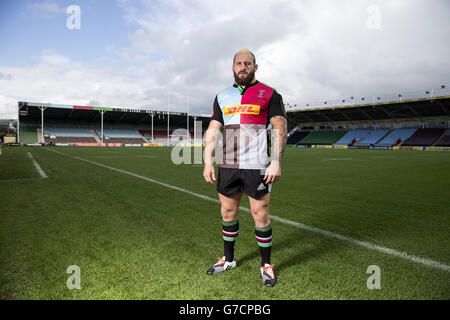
top-left (217, 167), bottom-right (272, 199)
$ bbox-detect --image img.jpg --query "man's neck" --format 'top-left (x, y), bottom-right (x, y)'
top-left (236, 78), bottom-right (257, 89)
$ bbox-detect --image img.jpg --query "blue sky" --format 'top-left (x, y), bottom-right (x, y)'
top-left (0, 0), bottom-right (135, 68)
top-left (0, 0), bottom-right (449, 118)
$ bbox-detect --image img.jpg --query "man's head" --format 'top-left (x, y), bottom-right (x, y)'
top-left (232, 48), bottom-right (258, 87)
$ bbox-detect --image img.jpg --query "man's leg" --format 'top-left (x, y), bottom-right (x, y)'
top-left (249, 193), bottom-right (276, 287)
top-left (248, 193), bottom-right (271, 266)
top-left (219, 192), bottom-right (242, 262)
top-left (206, 192), bottom-right (242, 275)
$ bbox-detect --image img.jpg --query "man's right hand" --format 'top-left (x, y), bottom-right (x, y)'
top-left (203, 163), bottom-right (216, 184)
top-left (203, 119), bottom-right (222, 184)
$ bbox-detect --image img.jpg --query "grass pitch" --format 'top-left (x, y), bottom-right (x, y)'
top-left (0, 146), bottom-right (449, 299)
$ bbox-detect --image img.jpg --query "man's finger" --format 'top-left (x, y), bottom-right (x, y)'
top-left (209, 171), bottom-right (216, 183)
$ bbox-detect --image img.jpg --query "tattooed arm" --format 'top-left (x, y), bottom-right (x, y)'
top-left (270, 115), bottom-right (288, 163)
top-left (203, 119), bottom-right (223, 184)
top-left (263, 115), bottom-right (288, 184)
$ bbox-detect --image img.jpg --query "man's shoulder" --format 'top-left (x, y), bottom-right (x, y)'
top-left (217, 85), bottom-right (237, 96)
top-left (257, 81), bottom-right (278, 94)
top-left (216, 85), bottom-right (240, 106)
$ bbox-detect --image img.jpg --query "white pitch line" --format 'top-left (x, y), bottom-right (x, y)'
top-left (27, 152), bottom-right (48, 179)
top-left (45, 148), bottom-right (450, 273)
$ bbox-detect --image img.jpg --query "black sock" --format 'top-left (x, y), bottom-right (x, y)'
top-left (255, 223), bottom-right (272, 267)
top-left (222, 219), bottom-right (239, 262)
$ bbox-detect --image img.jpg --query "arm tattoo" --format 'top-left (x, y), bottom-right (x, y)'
top-left (271, 116), bottom-right (288, 162)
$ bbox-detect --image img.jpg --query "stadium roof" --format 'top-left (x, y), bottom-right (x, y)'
top-left (286, 91), bottom-right (450, 128)
top-left (18, 102), bottom-right (210, 127)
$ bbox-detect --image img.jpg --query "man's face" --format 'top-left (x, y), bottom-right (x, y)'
top-left (232, 53), bottom-right (258, 86)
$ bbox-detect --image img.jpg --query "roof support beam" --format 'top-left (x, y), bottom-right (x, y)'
top-left (404, 102), bottom-right (425, 122)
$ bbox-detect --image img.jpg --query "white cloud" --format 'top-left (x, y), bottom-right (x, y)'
top-left (26, 1), bottom-right (66, 17)
top-left (1, 0), bottom-right (449, 119)
top-left (38, 50), bottom-right (71, 66)
top-left (0, 94), bottom-right (18, 119)
top-left (116, 0), bottom-right (449, 108)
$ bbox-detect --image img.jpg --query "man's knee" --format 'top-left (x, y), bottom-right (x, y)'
top-left (221, 205), bottom-right (237, 214)
top-left (220, 202), bottom-right (239, 221)
top-left (250, 201), bottom-right (269, 216)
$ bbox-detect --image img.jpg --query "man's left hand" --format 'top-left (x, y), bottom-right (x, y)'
top-left (263, 161), bottom-right (281, 184)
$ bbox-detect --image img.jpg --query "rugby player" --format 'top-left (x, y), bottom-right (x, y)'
top-left (203, 48), bottom-right (287, 287)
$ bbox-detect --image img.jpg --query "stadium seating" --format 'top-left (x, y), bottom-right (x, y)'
top-left (435, 130), bottom-right (450, 146)
top-left (334, 130), bottom-right (372, 145)
top-left (353, 129), bottom-right (391, 146)
top-left (375, 128), bottom-right (417, 146)
top-left (297, 130), bottom-right (346, 145)
top-left (139, 130), bottom-right (170, 139)
top-left (19, 126), bottom-right (38, 143)
top-left (402, 128), bottom-right (446, 146)
top-left (96, 129), bottom-right (145, 144)
top-left (287, 130), bottom-right (310, 145)
top-left (43, 127), bottom-right (97, 143)
top-left (45, 127), bottom-right (94, 137)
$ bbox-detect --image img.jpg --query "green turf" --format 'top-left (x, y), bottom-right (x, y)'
top-left (0, 146), bottom-right (449, 299)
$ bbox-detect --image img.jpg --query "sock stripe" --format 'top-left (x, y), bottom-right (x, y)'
top-left (255, 224), bottom-right (272, 248)
top-left (255, 223), bottom-right (272, 232)
top-left (222, 219), bottom-right (239, 242)
top-left (223, 220), bottom-right (239, 262)
top-left (223, 230), bottom-right (239, 236)
top-left (255, 235), bottom-right (272, 242)
top-left (258, 242), bottom-right (272, 248)
top-left (222, 219), bottom-right (239, 227)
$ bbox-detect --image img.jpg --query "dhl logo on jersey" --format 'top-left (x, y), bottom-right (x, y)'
top-left (223, 104), bottom-right (260, 116)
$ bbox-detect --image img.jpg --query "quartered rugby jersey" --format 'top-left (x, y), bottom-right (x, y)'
top-left (211, 80), bottom-right (286, 169)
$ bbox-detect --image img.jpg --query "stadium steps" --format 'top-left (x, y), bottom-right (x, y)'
top-left (402, 128), bottom-right (445, 146)
top-left (353, 129), bottom-right (391, 146)
top-left (432, 129), bottom-right (449, 146)
top-left (334, 130), bottom-right (371, 145)
top-left (137, 131), bottom-right (150, 143)
top-left (90, 130), bottom-right (102, 143)
top-left (375, 128), bottom-right (417, 146)
top-left (288, 126), bottom-right (299, 136)
top-left (375, 129), bottom-right (392, 144)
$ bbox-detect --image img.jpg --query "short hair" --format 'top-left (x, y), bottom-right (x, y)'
top-left (233, 48), bottom-right (256, 65)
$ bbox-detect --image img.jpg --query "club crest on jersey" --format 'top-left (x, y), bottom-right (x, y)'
top-left (223, 104), bottom-right (260, 116)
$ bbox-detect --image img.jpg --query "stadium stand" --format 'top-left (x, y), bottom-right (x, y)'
top-left (402, 128), bottom-right (446, 146)
top-left (19, 126), bottom-right (38, 143)
top-left (95, 129), bottom-right (146, 144)
top-left (139, 129), bottom-right (169, 139)
top-left (434, 129), bottom-right (450, 146)
top-left (297, 130), bottom-right (346, 145)
top-left (353, 129), bottom-right (391, 146)
top-left (375, 128), bottom-right (417, 146)
top-left (44, 127), bottom-right (96, 143)
top-left (287, 130), bottom-right (310, 145)
top-left (334, 130), bottom-right (372, 145)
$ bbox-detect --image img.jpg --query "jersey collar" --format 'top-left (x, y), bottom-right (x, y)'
top-left (233, 80), bottom-right (259, 95)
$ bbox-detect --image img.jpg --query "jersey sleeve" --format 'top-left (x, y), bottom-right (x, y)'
top-left (210, 95), bottom-right (224, 124)
top-left (267, 91), bottom-right (286, 121)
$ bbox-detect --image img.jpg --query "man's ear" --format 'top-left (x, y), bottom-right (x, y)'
top-left (255, 64), bottom-right (258, 71)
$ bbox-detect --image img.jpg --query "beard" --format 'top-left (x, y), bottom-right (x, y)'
top-left (233, 69), bottom-right (256, 86)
